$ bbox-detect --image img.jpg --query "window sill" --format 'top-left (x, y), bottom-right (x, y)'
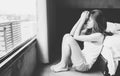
top-left (0, 35), bottom-right (36, 68)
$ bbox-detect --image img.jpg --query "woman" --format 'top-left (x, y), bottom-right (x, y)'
top-left (51, 9), bottom-right (107, 72)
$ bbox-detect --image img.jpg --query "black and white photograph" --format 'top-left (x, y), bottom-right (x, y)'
top-left (0, 0), bottom-right (120, 76)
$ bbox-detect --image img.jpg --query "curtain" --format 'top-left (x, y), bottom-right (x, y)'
top-left (36, 0), bottom-right (49, 63)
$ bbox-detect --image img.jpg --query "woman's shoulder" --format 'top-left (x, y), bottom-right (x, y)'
top-left (90, 33), bottom-right (104, 44)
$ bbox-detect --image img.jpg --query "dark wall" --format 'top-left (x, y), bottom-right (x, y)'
top-left (47, 0), bottom-right (120, 63)
top-left (47, 0), bottom-right (58, 62)
top-left (56, 0), bottom-right (120, 8)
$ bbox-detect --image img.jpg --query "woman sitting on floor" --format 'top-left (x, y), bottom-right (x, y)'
top-left (50, 9), bottom-right (107, 72)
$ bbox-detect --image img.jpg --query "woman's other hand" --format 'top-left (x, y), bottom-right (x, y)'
top-left (80, 11), bottom-right (89, 21)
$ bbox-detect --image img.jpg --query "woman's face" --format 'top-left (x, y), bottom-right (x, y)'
top-left (86, 16), bottom-right (95, 29)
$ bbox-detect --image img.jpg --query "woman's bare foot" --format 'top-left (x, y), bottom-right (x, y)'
top-left (50, 62), bottom-right (68, 72)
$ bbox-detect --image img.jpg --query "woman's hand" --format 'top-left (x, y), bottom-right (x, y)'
top-left (70, 11), bottom-right (89, 37)
top-left (80, 11), bottom-right (89, 22)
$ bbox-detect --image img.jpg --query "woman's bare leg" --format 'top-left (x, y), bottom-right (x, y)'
top-left (51, 34), bottom-right (86, 72)
top-left (50, 34), bottom-right (71, 72)
top-left (68, 35), bottom-right (89, 71)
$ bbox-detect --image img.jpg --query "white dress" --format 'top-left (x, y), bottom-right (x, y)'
top-left (82, 42), bottom-right (103, 68)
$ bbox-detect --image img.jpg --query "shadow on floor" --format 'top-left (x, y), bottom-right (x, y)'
top-left (33, 62), bottom-right (104, 76)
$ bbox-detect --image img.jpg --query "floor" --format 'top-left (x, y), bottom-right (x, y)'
top-left (33, 63), bottom-right (104, 76)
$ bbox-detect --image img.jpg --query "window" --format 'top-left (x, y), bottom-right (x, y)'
top-left (0, 0), bottom-right (36, 59)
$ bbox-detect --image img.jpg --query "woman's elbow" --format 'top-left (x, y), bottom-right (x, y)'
top-left (73, 35), bottom-right (78, 39)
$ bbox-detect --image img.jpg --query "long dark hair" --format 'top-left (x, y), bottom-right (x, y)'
top-left (89, 10), bottom-right (107, 35)
top-left (83, 9), bottom-right (113, 36)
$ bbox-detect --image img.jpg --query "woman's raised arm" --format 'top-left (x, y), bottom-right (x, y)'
top-left (70, 16), bottom-right (81, 36)
top-left (70, 11), bottom-right (89, 36)
top-left (74, 11), bottom-right (89, 37)
top-left (74, 33), bottom-right (102, 42)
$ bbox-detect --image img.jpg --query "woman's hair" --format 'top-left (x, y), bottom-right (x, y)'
top-left (88, 9), bottom-right (107, 35)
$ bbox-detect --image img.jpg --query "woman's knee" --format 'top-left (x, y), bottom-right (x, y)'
top-left (63, 33), bottom-right (71, 40)
top-left (63, 33), bottom-right (71, 38)
top-left (63, 33), bottom-right (74, 43)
